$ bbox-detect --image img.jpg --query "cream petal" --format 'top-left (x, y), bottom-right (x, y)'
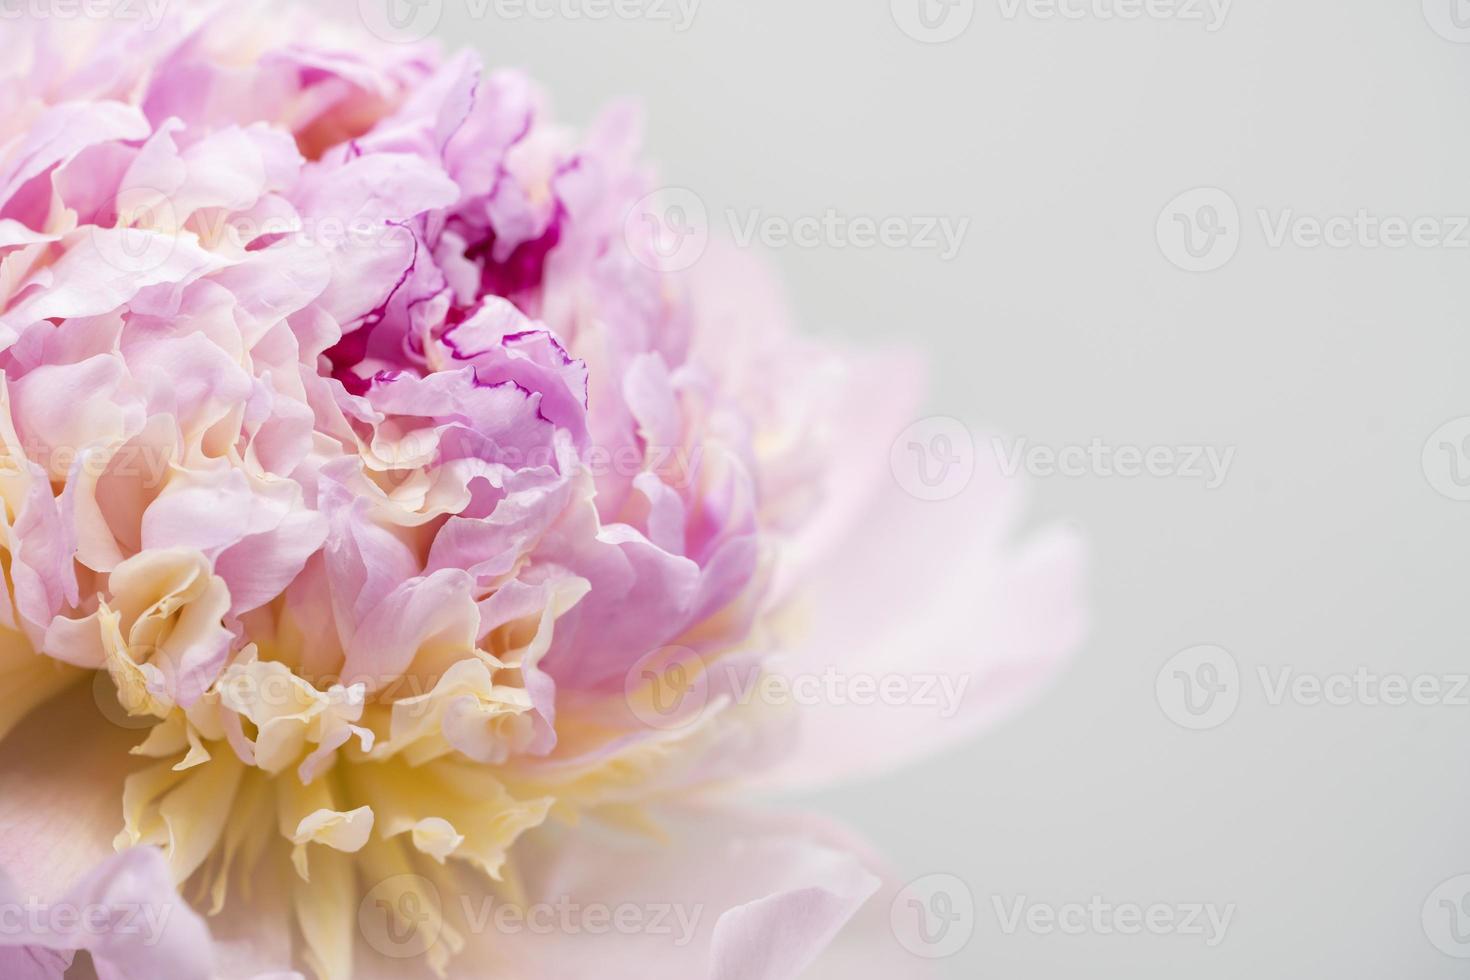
top-left (0, 626), bottom-right (77, 742)
top-left (0, 683), bottom-right (139, 898)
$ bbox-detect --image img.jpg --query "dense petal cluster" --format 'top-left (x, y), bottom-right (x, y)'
top-left (0, 8), bottom-right (1085, 980)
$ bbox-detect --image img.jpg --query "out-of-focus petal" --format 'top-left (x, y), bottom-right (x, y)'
top-left (0, 683), bottom-right (139, 898)
top-left (367, 806), bottom-right (882, 980)
top-left (0, 847), bottom-right (213, 980)
top-left (761, 435), bottom-right (1088, 790)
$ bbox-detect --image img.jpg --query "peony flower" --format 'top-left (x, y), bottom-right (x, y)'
top-left (0, 5), bottom-right (1086, 979)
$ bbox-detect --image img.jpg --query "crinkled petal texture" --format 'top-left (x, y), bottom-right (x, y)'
top-left (0, 6), bottom-right (1083, 979)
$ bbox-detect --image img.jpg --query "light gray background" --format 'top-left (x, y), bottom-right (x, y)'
top-left (402, 1), bottom-right (1470, 975)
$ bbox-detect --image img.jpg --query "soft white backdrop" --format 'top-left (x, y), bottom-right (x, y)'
top-left (372, 1), bottom-right (1470, 975)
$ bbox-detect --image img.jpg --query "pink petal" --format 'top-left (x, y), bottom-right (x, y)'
top-left (0, 847), bottom-right (213, 980)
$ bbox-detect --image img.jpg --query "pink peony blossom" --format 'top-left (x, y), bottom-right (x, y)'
top-left (0, 6), bottom-right (1085, 979)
